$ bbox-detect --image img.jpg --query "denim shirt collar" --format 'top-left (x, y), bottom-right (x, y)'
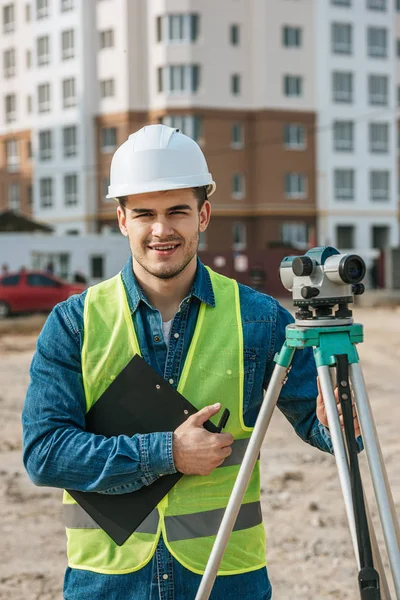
top-left (121, 256), bottom-right (216, 315)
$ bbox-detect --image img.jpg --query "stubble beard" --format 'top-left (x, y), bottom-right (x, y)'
top-left (131, 231), bottom-right (199, 280)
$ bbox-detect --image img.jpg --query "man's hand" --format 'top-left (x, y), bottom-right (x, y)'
top-left (316, 377), bottom-right (361, 437)
top-left (173, 403), bottom-right (234, 476)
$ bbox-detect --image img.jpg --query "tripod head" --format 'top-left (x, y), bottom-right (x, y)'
top-left (279, 246), bottom-right (366, 326)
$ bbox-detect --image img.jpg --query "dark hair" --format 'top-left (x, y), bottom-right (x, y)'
top-left (117, 186), bottom-right (208, 213)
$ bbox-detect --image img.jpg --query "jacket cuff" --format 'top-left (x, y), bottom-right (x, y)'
top-left (139, 431), bottom-right (176, 484)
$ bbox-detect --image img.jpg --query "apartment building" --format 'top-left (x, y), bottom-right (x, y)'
top-left (0, 0), bottom-right (399, 253)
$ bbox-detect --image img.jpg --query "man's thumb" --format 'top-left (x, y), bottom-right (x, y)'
top-left (192, 403), bottom-right (221, 426)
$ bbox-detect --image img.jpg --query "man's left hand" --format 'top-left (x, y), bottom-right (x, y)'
top-left (316, 377), bottom-right (361, 438)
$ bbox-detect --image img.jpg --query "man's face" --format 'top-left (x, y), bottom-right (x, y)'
top-left (117, 188), bottom-right (211, 280)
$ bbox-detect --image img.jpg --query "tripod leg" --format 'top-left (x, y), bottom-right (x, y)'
top-left (350, 363), bottom-right (400, 599)
top-left (194, 361), bottom-right (292, 600)
top-left (317, 366), bottom-right (360, 567)
top-left (365, 495), bottom-right (393, 600)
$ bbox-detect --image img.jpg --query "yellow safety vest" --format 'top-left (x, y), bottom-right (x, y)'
top-left (63, 267), bottom-right (266, 575)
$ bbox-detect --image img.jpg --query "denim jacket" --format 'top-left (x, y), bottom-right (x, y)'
top-left (22, 257), bottom-right (335, 600)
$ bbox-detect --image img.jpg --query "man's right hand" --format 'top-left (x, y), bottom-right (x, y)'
top-left (173, 403), bottom-right (234, 476)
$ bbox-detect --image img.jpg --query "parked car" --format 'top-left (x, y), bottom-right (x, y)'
top-left (0, 270), bottom-right (87, 317)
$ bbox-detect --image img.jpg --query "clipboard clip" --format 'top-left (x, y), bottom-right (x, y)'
top-left (216, 408), bottom-right (230, 433)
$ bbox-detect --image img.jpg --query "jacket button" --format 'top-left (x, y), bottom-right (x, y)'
top-left (154, 335), bottom-right (160, 342)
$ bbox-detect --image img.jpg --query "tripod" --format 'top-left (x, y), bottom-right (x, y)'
top-left (195, 318), bottom-right (400, 600)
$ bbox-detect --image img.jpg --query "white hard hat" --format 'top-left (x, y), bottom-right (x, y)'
top-left (107, 124), bottom-right (216, 200)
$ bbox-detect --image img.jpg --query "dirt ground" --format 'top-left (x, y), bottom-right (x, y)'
top-left (0, 308), bottom-right (398, 599)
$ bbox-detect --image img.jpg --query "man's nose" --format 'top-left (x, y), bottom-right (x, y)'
top-left (151, 218), bottom-right (173, 237)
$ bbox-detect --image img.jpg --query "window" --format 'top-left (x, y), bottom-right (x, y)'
top-left (397, 39), bottom-right (400, 58)
top-left (369, 123), bottom-right (389, 153)
top-left (36, 0), bottom-right (49, 19)
top-left (232, 223), bottom-right (246, 251)
top-left (367, 0), bottom-right (386, 10)
top-left (398, 86), bottom-right (400, 107)
top-left (26, 50), bottom-right (31, 69)
top-left (40, 177), bottom-right (53, 208)
top-left (157, 14), bottom-right (199, 43)
top-left (333, 121), bottom-right (354, 151)
top-left (3, 48), bottom-right (16, 78)
top-left (5, 94), bottom-right (16, 123)
top-left (27, 95), bottom-right (32, 113)
top-left (61, 0), bottom-right (74, 12)
top-left (332, 23), bottom-right (352, 54)
top-left (27, 185), bottom-right (33, 206)
top-left (370, 171), bottom-right (390, 201)
top-left (336, 225), bottom-right (354, 250)
top-left (284, 124), bottom-right (306, 149)
top-left (334, 169), bottom-right (355, 200)
top-left (284, 173), bottom-right (307, 198)
top-left (372, 225), bottom-right (389, 249)
top-left (28, 140), bottom-right (32, 159)
top-left (5, 140), bottom-right (19, 172)
top-left (100, 78), bottom-right (115, 98)
top-left (100, 29), bottom-right (114, 49)
top-left (158, 65), bottom-right (200, 93)
top-left (160, 115), bottom-right (203, 143)
top-left (27, 274), bottom-right (60, 287)
top-left (231, 74), bottom-right (241, 95)
top-left (37, 35), bottom-right (50, 66)
top-left (231, 123), bottom-right (244, 148)
top-left (282, 26), bottom-right (302, 48)
top-left (8, 183), bottom-right (20, 211)
top-left (331, 0), bottom-right (351, 5)
top-left (38, 83), bottom-right (51, 112)
top-left (102, 177), bottom-right (110, 201)
top-left (332, 72), bottom-right (353, 103)
top-left (1, 275), bottom-right (20, 286)
top-left (39, 130), bottom-right (52, 160)
top-left (64, 174), bottom-right (78, 206)
top-left (101, 127), bottom-right (117, 152)
top-left (368, 75), bottom-right (388, 106)
top-left (62, 29), bottom-right (75, 60)
top-left (91, 256), bottom-right (104, 279)
top-left (283, 75), bottom-right (302, 97)
top-left (25, 4), bottom-right (31, 22)
top-left (63, 77), bottom-right (76, 108)
top-left (3, 4), bottom-right (15, 33)
top-left (63, 125), bottom-right (77, 157)
top-left (367, 27), bottom-right (387, 58)
top-left (230, 24), bottom-right (240, 45)
top-left (281, 222), bottom-right (309, 249)
top-left (232, 173), bottom-right (245, 199)
top-left (398, 0), bottom-right (400, 11)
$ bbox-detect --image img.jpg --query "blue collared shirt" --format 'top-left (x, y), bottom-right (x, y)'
top-left (22, 258), bottom-right (335, 600)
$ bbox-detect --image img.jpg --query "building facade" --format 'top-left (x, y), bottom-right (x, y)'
top-left (0, 0), bottom-right (399, 253)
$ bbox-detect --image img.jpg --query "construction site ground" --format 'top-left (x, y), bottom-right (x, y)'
top-left (0, 306), bottom-right (398, 599)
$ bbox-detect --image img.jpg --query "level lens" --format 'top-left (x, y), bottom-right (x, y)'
top-left (339, 255), bottom-right (366, 284)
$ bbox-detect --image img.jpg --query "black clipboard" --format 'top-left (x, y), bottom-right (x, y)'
top-left (66, 355), bottom-right (222, 546)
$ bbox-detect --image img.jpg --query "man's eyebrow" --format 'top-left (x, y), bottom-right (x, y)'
top-left (130, 204), bottom-right (192, 214)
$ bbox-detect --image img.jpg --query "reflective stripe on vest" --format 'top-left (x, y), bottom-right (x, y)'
top-left (64, 501), bottom-right (262, 541)
top-left (64, 267), bottom-right (266, 576)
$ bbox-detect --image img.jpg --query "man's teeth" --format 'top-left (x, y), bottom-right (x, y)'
top-left (153, 245), bottom-right (176, 250)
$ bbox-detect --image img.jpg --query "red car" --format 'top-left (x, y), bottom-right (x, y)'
top-left (0, 270), bottom-right (86, 318)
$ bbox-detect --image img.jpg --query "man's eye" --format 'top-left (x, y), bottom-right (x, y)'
top-left (170, 211), bottom-right (187, 215)
top-left (135, 213), bottom-right (152, 218)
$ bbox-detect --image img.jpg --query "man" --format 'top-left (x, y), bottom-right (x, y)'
top-left (22, 125), bottom-right (360, 600)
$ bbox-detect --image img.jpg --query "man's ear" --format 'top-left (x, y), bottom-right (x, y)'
top-left (117, 206), bottom-right (128, 237)
top-left (199, 200), bottom-right (211, 232)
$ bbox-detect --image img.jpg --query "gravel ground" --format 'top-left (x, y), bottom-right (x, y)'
top-left (0, 308), bottom-right (398, 599)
